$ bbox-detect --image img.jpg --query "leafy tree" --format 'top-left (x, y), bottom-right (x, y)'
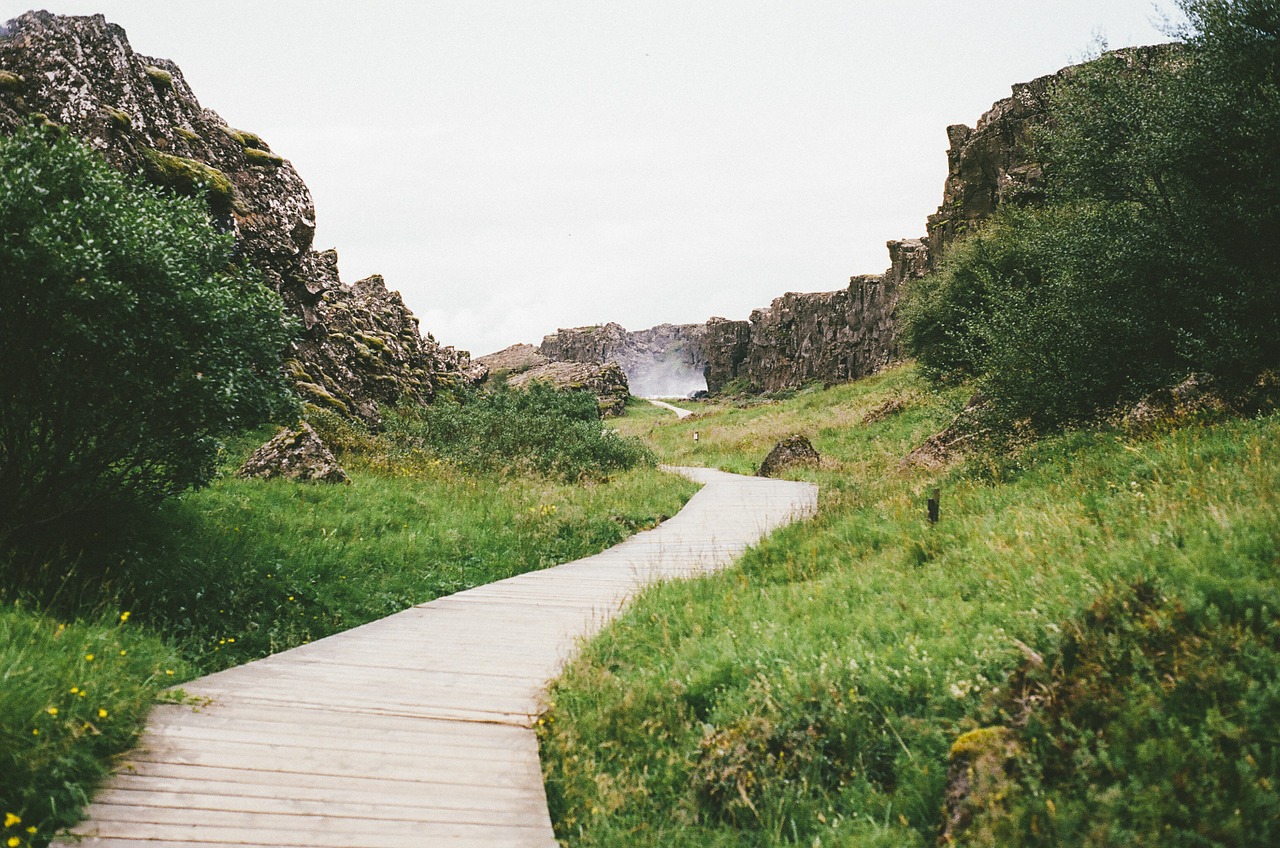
top-left (0, 125), bottom-right (298, 543)
top-left (903, 0), bottom-right (1280, 429)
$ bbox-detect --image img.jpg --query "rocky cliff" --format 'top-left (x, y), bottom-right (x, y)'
top-left (534, 57), bottom-right (1094, 395)
top-left (0, 11), bottom-right (473, 425)
top-left (539, 322), bottom-right (708, 397)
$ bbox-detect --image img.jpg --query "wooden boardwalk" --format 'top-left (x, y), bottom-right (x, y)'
top-left (58, 467), bottom-right (817, 847)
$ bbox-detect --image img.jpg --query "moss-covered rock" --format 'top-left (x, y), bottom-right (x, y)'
top-left (140, 147), bottom-right (236, 214)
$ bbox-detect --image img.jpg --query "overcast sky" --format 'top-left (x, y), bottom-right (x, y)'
top-left (11, 1), bottom-right (1182, 356)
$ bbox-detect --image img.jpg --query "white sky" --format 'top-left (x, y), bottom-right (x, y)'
top-left (10, 2), bottom-right (1182, 357)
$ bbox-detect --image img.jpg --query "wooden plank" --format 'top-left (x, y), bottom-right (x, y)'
top-left (57, 467), bottom-right (817, 847)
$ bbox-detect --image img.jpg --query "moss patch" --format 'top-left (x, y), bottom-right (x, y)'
top-left (243, 147), bottom-right (284, 168)
top-left (0, 70), bottom-right (24, 90)
top-left (140, 147), bottom-right (235, 216)
top-left (143, 65), bottom-right (174, 92)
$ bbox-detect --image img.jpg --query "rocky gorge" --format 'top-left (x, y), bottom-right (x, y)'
top-left (531, 57), bottom-right (1086, 396)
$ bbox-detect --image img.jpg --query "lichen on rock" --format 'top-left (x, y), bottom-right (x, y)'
top-left (237, 422), bottom-right (350, 484)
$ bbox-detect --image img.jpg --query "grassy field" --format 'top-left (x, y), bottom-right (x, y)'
top-left (541, 367), bottom-right (1280, 846)
top-left (1, 425), bottom-right (697, 847)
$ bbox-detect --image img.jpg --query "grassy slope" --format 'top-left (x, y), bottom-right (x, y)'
top-left (541, 367), bottom-right (1280, 846)
top-left (1, 439), bottom-right (697, 847)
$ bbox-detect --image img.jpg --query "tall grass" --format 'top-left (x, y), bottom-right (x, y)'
top-left (1, 396), bottom-right (697, 846)
top-left (541, 365), bottom-right (1280, 846)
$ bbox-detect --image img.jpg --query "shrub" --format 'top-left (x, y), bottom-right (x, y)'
top-left (0, 125), bottom-right (297, 547)
top-left (382, 382), bottom-right (654, 480)
top-left (902, 0), bottom-right (1280, 431)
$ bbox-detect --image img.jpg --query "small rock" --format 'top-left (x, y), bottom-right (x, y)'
top-left (939, 726), bottom-right (1021, 845)
top-left (1121, 372), bottom-right (1224, 432)
top-left (860, 396), bottom-right (907, 425)
top-left (758, 435), bottom-right (820, 477)
top-left (237, 422), bottom-right (350, 484)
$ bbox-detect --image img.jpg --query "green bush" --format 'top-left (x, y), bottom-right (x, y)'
top-left (0, 125), bottom-right (297, 547)
top-left (382, 382), bottom-right (655, 480)
top-left (902, 0), bottom-right (1280, 431)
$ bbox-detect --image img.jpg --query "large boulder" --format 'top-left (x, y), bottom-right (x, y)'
top-left (237, 422), bottom-right (350, 484)
top-left (0, 11), bottom-right (475, 427)
top-left (758, 435), bottom-right (820, 478)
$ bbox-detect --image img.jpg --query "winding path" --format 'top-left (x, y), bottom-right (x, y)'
top-left (57, 467), bottom-right (817, 847)
top-left (645, 398), bottom-right (695, 418)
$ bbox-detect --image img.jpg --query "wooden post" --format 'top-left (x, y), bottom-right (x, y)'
top-left (927, 488), bottom-right (940, 524)
top-left (693, 431), bottom-right (699, 443)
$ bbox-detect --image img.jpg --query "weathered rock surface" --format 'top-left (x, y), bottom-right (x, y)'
top-left (474, 343), bottom-right (550, 378)
top-left (939, 726), bottom-right (1021, 845)
top-left (237, 422), bottom-right (350, 484)
top-left (924, 45), bottom-right (1177, 263)
top-left (0, 11), bottom-right (473, 426)
top-left (757, 435), bottom-right (821, 478)
top-left (540, 322), bottom-right (707, 397)
top-left (508, 361), bottom-right (631, 418)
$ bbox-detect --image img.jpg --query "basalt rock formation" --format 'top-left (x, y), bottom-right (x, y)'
top-left (237, 422), bottom-right (350, 485)
top-left (539, 323), bottom-right (707, 397)
top-left (533, 58), bottom-right (1108, 396)
top-left (0, 11), bottom-right (473, 426)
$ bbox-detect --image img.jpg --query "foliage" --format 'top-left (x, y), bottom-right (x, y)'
top-left (0, 125), bottom-right (297, 545)
top-left (0, 607), bottom-right (185, 847)
top-left (902, 0), bottom-right (1280, 430)
top-left (541, 366), bottom-right (1280, 847)
top-left (965, 580), bottom-right (1280, 846)
top-left (1, 432), bottom-right (696, 844)
top-left (380, 382), bottom-right (655, 480)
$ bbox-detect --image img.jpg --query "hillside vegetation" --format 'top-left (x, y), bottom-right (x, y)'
top-left (541, 4), bottom-right (1280, 842)
top-left (1, 391), bottom-right (691, 846)
top-left (541, 369), bottom-right (1280, 846)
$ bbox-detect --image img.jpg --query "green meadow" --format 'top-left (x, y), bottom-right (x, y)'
top-left (541, 367), bottom-right (1280, 847)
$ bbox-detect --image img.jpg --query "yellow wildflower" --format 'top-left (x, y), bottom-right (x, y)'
top-left (8, 835), bottom-right (20, 847)
top-left (119, 611), bottom-right (131, 623)
top-left (69, 687), bottom-right (78, 694)
top-left (45, 707), bottom-right (57, 716)
top-left (3, 813), bottom-right (19, 828)
top-left (84, 654), bottom-right (94, 662)
top-left (97, 709), bottom-right (108, 719)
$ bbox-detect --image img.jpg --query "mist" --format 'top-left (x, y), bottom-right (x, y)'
top-left (628, 358), bottom-right (708, 399)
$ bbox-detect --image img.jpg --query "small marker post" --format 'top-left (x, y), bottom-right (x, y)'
top-left (927, 488), bottom-right (940, 524)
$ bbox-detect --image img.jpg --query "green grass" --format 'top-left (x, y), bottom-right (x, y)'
top-left (540, 364), bottom-right (1280, 847)
top-left (1, 418), bottom-right (697, 846)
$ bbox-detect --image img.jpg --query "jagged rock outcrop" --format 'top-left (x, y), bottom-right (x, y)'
top-left (701, 237), bottom-right (931, 392)
top-left (508, 361), bottom-right (631, 417)
top-left (924, 73), bottom-right (1054, 262)
top-left (532, 56), bottom-right (1157, 398)
top-left (540, 322), bottom-right (707, 397)
top-left (236, 422), bottom-right (350, 484)
top-left (0, 11), bottom-right (472, 426)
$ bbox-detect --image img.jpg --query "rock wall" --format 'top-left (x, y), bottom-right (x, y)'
top-left (539, 322), bottom-right (708, 397)
top-left (0, 11), bottom-right (473, 425)
top-left (533, 57), bottom-right (1096, 395)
